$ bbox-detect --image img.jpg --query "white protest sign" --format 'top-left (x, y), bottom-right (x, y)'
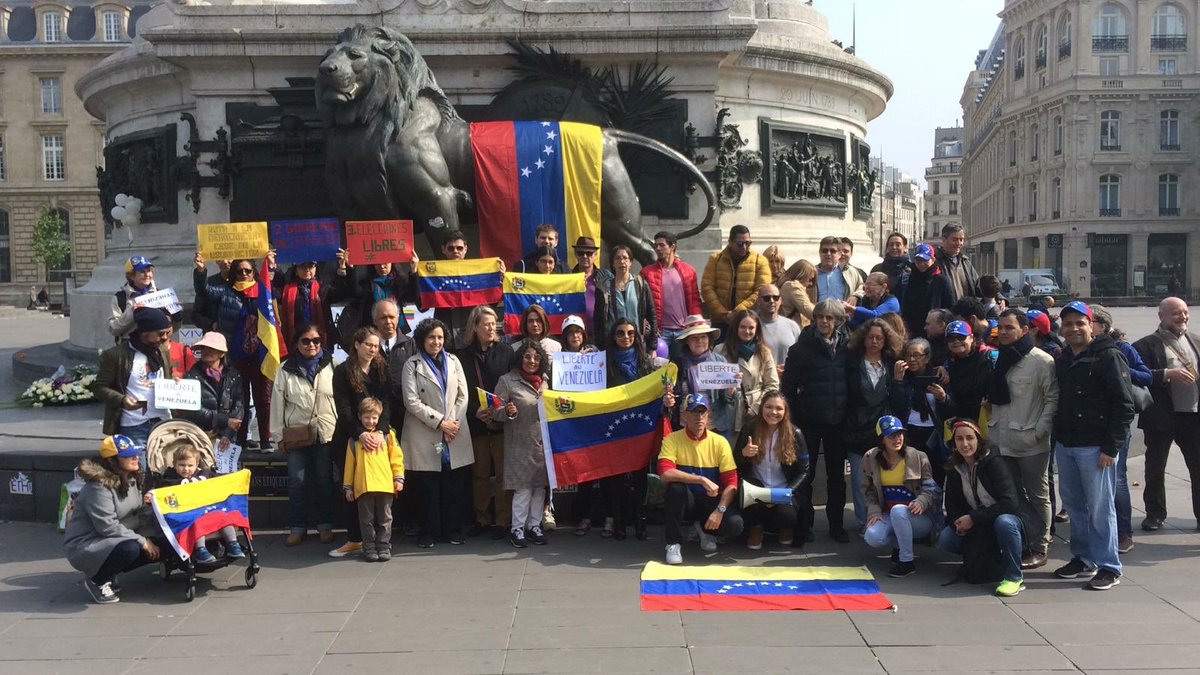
top-left (135, 288), bottom-right (183, 314)
top-left (693, 362), bottom-right (740, 388)
top-left (154, 378), bottom-right (202, 411)
top-left (177, 326), bottom-right (204, 346)
top-left (551, 352), bottom-right (607, 392)
top-left (214, 442), bottom-right (242, 475)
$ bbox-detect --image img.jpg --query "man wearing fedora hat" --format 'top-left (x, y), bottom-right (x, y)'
top-left (571, 236), bottom-right (613, 340)
top-left (701, 225), bottom-right (771, 338)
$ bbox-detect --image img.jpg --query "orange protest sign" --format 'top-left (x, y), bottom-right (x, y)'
top-left (345, 220), bottom-right (414, 266)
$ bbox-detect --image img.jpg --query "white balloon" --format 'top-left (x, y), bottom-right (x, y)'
top-left (114, 193), bottom-right (129, 206)
top-left (121, 214), bottom-right (140, 228)
top-left (126, 197), bottom-right (143, 214)
top-left (111, 206), bottom-right (127, 220)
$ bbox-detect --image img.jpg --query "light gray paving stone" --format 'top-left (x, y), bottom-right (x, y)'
top-left (143, 630), bottom-right (336, 658)
top-left (327, 625), bottom-right (512, 653)
top-left (513, 587), bottom-right (642, 609)
top-left (169, 610), bottom-right (350, 636)
top-left (125, 653), bottom-right (327, 674)
top-left (0, 659), bottom-right (137, 674)
top-left (315, 650), bottom-right (507, 674)
top-left (684, 620), bottom-right (865, 647)
top-left (342, 606), bottom-right (515, 632)
top-left (514, 606), bottom-right (677, 629)
top-left (503, 646), bottom-right (693, 674)
top-left (0, 636), bottom-right (162, 661)
top-left (857, 620), bottom-right (1049, 647)
top-left (689, 645), bottom-right (885, 674)
top-left (1033, 620), bottom-right (1200, 646)
top-left (873, 645), bottom-right (1076, 672)
top-left (1062, 644), bottom-right (1200, 671)
top-left (508, 621), bottom-right (685, 649)
top-left (1008, 600), bottom-right (1194, 625)
top-left (1, 615), bottom-right (184, 638)
top-left (678, 609), bottom-right (856, 626)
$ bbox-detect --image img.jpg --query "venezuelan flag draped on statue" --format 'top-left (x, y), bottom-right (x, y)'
top-left (503, 272), bottom-right (587, 336)
top-left (539, 364), bottom-right (676, 488)
top-left (470, 121), bottom-right (604, 268)
top-left (149, 470), bottom-right (253, 561)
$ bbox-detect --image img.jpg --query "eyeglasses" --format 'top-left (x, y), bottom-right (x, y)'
top-left (906, 352), bottom-right (930, 359)
top-left (734, 240), bottom-right (752, 248)
top-left (522, 353), bottom-right (541, 361)
top-left (299, 337), bottom-right (321, 346)
top-left (820, 248), bottom-right (839, 255)
top-left (760, 295), bottom-right (780, 302)
top-left (576, 250), bottom-right (596, 257)
top-left (361, 342), bottom-right (380, 350)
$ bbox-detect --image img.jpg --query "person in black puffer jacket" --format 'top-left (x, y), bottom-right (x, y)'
top-left (900, 244), bottom-right (952, 339)
top-left (173, 332), bottom-right (244, 447)
top-left (781, 299), bottom-right (851, 541)
top-left (843, 318), bottom-right (903, 531)
top-left (943, 320), bottom-right (995, 423)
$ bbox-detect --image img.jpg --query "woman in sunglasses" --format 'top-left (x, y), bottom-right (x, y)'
top-left (597, 319), bottom-right (657, 540)
top-left (594, 245), bottom-right (658, 352)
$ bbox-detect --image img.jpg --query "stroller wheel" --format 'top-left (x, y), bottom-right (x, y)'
top-left (244, 567), bottom-right (258, 589)
top-left (159, 562), bottom-right (171, 581)
top-left (184, 583), bottom-right (195, 602)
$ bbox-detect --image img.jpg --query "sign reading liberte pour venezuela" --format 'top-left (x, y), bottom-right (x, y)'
top-left (345, 220), bottom-right (415, 266)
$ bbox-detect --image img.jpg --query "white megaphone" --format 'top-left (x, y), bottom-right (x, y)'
top-left (739, 479), bottom-right (794, 510)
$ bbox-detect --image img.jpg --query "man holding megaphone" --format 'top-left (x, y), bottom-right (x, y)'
top-left (733, 391), bottom-right (811, 550)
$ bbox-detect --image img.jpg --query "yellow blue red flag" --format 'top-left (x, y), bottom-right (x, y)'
top-left (149, 469), bottom-right (252, 561)
top-left (503, 272), bottom-right (586, 336)
top-left (640, 563), bottom-right (894, 612)
top-left (539, 364), bottom-right (676, 487)
top-left (418, 258), bottom-right (504, 309)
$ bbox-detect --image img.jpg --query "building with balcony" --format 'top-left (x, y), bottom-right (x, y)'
top-left (0, 0), bottom-right (149, 302)
top-left (924, 126), bottom-right (963, 242)
top-left (960, 0), bottom-right (1199, 297)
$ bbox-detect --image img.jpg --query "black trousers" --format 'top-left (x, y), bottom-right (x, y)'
top-left (1143, 412), bottom-right (1200, 521)
top-left (663, 483), bottom-right (744, 546)
top-left (93, 539), bottom-right (152, 585)
top-left (741, 502), bottom-right (800, 534)
top-left (599, 470), bottom-right (648, 529)
top-left (906, 425), bottom-right (940, 487)
top-left (412, 466), bottom-right (468, 541)
top-left (799, 422), bottom-right (847, 533)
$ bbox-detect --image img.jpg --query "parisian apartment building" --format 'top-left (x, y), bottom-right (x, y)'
top-left (924, 126), bottom-right (963, 243)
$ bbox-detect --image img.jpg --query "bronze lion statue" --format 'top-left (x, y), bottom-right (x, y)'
top-left (316, 24), bottom-right (715, 264)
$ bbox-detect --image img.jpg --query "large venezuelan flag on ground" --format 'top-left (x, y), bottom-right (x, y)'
top-left (418, 258), bottom-right (503, 309)
top-left (640, 562), bottom-right (894, 612)
top-left (149, 470), bottom-right (252, 561)
top-left (540, 364), bottom-right (676, 488)
top-left (503, 272), bottom-right (586, 336)
top-left (471, 121), bottom-right (604, 269)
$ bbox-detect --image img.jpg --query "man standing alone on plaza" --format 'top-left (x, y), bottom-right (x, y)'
top-left (757, 284), bottom-right (801, 376)
top-left (1052, 301), bottom-right (1135, 591)
top-left (1133, 297), bottom-right (1200, 532)
top-left (641, 231), bottom-right (702, 353)
top-left (701, 225), bottom-right (771, 336)
top-left (936, 224), bottom-right (980, 304)
top-left (814, 235), bottom-right (862, 305)
top-left (990, 309), bottom-right (1058, 570)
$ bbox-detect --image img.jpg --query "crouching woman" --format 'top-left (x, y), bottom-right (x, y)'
top-left (861, 416), bottom-right (941, 578)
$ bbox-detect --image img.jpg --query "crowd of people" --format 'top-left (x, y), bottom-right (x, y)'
top-left (64, 222), bottom-right (1199, 604)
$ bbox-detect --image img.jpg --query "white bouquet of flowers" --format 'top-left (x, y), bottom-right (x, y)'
top-left (18, 365), bottom-right (98, 407)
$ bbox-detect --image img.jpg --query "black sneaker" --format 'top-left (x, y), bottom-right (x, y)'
top-left (467, 522), bottom-right (486, 538)
top-left (1054, 557), bottom-right (1097, 579)
top-left (1141, 516), bottom-right (1164, 532)
top-left (363, 550), bottom-right (380, 562)
top-left (417, 537), bottom-right (435, 549)
top-left (84, 577), bottom-right (120, 604)
top-left (447, 533), bottom-right (465, 545)
top-left (510, 528), bottom-right (529, 548)
top-left (377, 550), bottom-right (391, 562)
top-left (888, 560), bottom-right (916, 577)
top-left (1087, 568), bottom-right (1121, 590)
top-left (830, 529), bottom-right (850, 543)
top-left (528, 526), bottom-right (547, 545)
top-left (891, 548), bottom-right (900, 563)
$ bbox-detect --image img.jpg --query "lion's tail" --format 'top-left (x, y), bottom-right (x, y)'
top-left (604, 128), bottom-right (717, 241)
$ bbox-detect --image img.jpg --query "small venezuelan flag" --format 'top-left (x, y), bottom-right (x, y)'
top-left (149, 470), bottom-right (252, 561)
top-left (640, 563), bottom-right (894, 612)
top-left (418, 259), bottom-right (503, 309)
top-left (503, 271), bottom-right (586, 336)
top-left (477, 387), bottom-right (504, 410)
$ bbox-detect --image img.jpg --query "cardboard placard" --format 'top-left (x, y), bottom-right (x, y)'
top-left (153, 378), bottom-right (202, 411)
top-left (551, 352), bottom-right (608, 392)
top-left (346, 220), bottom-right (414, 266)
top-left (692, 362), bottom-right (740, 388)
top-left (134, 288), bottom-right (183, 314)
top-left (198, 222), bottom-right (270, 261)
top-left (270, 218), bottom-right (341, 264)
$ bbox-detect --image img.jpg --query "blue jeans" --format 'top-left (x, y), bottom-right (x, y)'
top-left (660, 328), bottom-right (683, 361)
top-left (936, 513), bottom-right (1025, 582)
top-left (287, 442), bottom-right (334, 534)
top-left (1056, 443), bottom-right (1121, 575)
top-left (864, 504), bottom-right (933, 563)
top-left (1115, 434), bottom-right (1132, 539)
top-left (847, 451), bottom-right (867, 528)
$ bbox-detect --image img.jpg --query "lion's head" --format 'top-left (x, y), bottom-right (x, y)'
top-left (316, 24), bottom-right (458, 130)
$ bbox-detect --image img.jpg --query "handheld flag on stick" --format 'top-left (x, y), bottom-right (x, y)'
top-left (503, 272), bottom-right (586, 336)
top-left (418, 258), bottom-right (504, 309)
top-left (149, 469), bottom-right (252, 561)
top-left (477, 387), bottom-right (504, 411)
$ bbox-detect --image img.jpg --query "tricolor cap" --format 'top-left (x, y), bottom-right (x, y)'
top-left (876, 415), bottom-right (905, 437)
top-left (1026, 309), bottom-right (1052, 336)
top-left (684, 393), bottom-right (710, 412)
top-left (912, 243), bottom-right (935, 262)
top-left (946, 320), bottom-right (972, 338)
top-left (1061, 300), bottom-right (1093, 320)
top-left (124, 256), bottom-right (153, 274)
top-left (99, 434), bottom-right (142, 459)
top-left (561, 315), bottom-right (585, 334)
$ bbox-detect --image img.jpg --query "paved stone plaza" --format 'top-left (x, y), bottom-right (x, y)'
top-left (1, 307), bottom-right (1199, 673)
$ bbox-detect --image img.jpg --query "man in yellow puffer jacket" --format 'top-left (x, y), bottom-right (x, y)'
top-left (701, 225), bottom-right (772, 332)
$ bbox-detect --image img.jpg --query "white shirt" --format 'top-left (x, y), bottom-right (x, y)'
top-left (753, 429), bottom-right (787, 488)
top-left (119, 350), bottom-right (169, 427)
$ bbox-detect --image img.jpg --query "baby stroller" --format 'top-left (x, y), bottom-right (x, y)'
top-left (145, 420), bottom-right (261, 601)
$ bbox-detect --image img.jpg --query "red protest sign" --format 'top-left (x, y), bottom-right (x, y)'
top-left (345, 220), bottom-right (415, 266)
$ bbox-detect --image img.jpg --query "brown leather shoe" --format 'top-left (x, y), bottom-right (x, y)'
top-left (318, 530), bottom-right (335, 544)
top-left (746, 525), bottom-right (765, 550)
top-left (286, 532), bottom-right (305, 547)
top-left (1020, 551), bottom-right (1047, 570)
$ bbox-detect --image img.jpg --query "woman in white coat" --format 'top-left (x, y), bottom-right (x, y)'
top-left (400, 318), bottom-right (474, 548)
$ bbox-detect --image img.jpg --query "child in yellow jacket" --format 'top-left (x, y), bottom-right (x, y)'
top-left (343, 397), bottom-right (405, 562)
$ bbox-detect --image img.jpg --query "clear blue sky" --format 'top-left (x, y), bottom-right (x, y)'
top-left (819, 0), bottom-right (1004, 185)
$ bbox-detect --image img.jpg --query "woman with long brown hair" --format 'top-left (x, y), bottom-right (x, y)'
top-left (716, 309), bottom-right (779, 441)
top-left (779, 259), bottom-right (817, 329)
top-left (732, 391), bottom-right (810, 549)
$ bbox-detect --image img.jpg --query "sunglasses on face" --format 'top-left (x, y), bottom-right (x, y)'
top-left (760, 295), bottom-right (780, 302)
top-left (235, 268), bottom-right (254, 276)
top-left (445, 245), bottom-right (465, 252)
top-left (616, 330), bottom-right (637, 338)
top-left (734, 240), bottom-right (752, 248)
top-left (299, 337), bottom-right (321, 346)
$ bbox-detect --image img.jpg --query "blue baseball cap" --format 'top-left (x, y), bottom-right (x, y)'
top-left (684, 393), bottom-right (710, 412)
top-left (876, 415), bottom-right (905, 437)
top-left (99, 434), bottom-right (142, 459)
top-left (124, 256), bottom-right (153, 274)
top-left (1061, 300), bottom-right (1093, 320)
top-left (912, 244), bottom-right (935, 262)
top-left (946, 320), bottom-right (972, 338)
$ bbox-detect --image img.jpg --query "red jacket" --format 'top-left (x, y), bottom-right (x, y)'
top-left (640, 259), bottom-right (702, 327)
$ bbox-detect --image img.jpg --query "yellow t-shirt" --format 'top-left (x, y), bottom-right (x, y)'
top-left (879, 460), bottom-right (914, 510)
top-left (658, 429), bottom-right (737, 494)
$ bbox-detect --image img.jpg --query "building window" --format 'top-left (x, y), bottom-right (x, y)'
top-left (46, 208), bottom-right (71, 282)
top-left (932, 181), bottom-right (940, 195)
top-left (1159, 58), bottom-right (1178, 75)
top-left (949, 200), bottom-right (958, 216)
top-left (103, 11), bottom-right (122, 42)
top-left (1100, 110), bottom-right (1120, 151)
top-left (0, 135), bottom-right (5, 182)
top-left (0, 210), bottom-right (9, 282)
top-left (1054, 116), bottom-right (1064, 155)
top-left (40, 78), bottom-right (62, 115)
top-left (1009, 132), bottom-right (1017, 166)
top-left (1031, 124), bottom-right (1040, 160)
top-left (42, 135), bottom-right (65, 181)
top-left (1152, 3), bottom-right (1187, 51)
top-left (1036, 26), bottom-right (1048, 69)
top-left (1160, 110), bottom-right (1180, 150)
top-left (1053, 177), bottom-right (1062, 218)
top-left (1014, 37), bottom-right (1026, 79)
top-left (950, 179), bottom-right (958, 194)
top-left (1159, 174), bottom-right (1180, 215)
top-left (1099, 57), bottom-right (1120, 76)
top-left (1059, 12), bottom-right (1073, 59)
top-left (1007, 186), bottom-right (1016, 223)
top-left (43, 12), bottom-right (62, 42)
top-left (1099, 174), bottom-right (1120, 215)
top-left (1029, 182), bottom-right (1038, 220)
top-left (1093, 3), bottom-right (1128, 51)
top-left (1147, 233), bottom-right (1187, 294)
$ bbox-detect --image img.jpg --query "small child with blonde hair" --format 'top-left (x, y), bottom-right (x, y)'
top-left (343, 398), bottom-right (405, 561)
top-left (146, 445), bottom-right (244, 563)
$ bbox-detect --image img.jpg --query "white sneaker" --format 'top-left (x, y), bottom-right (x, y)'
top-left (542, 507), bottom-right (557, 531)
top-left (694, 522), bottom-right (717, 552)
top-left (665, 543), bottom-right (683, 565)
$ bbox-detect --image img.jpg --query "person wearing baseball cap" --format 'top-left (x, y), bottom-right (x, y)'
top-left (63, 435), bottom-right (160, 604)
top-left (1024, 309), bottom-right (1061, 358)
top-left (900, 243), bottom-right (952, 339)
top-left (1051, 298), bottom-right (1135, 590)
top-left (657, 392), bottom-right (744, 564)
top-left (860, 415), bottom-right (939, 577)
top-left (107, 255), bottom-right (158, 342)
top-left (559, 315), bottom-right (596, 355)
top-left (173, 332), bottom-right (244, 450)
top-left (93, 307), bottom-right (175, 448)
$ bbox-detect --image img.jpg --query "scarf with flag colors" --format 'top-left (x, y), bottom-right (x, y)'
top-left (640, 562), bottom-right (894, 612)
top-left (503, 272), bottom-right (586, 336)
top-left (477, 387), bottom-right (504, 411)
top-left (539, 364), bottom-right (676, 488)
top-left (470, 121), bottom-right (603, 269)
top-left (149, 470), bottom-right (252, 561)
top-left (418, 258), bottom-right (504, 309)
